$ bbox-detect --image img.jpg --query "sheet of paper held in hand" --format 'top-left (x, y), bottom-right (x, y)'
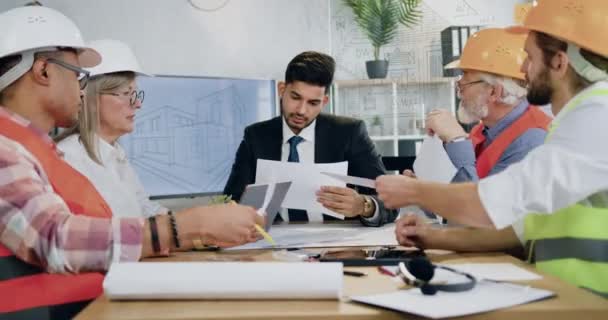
top-left (255, 159), bottom-right (348, 219)
top-left (413, 135), bottom-right (457, 183)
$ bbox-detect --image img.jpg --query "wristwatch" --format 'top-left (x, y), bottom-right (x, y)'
top-left (362, 195), bottom-right (374, 217)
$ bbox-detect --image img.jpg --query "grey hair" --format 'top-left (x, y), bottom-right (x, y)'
top-left (478, 73), bottom-right (527, 106)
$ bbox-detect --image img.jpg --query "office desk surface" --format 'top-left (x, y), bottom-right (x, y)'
top-left (76, 249), bottom-right (608, 320)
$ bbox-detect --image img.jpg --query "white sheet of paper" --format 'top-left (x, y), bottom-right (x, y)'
top-left (104, 262), bottom-right (342, 300)
top-left (351, 281), bottom-right (554, 319)
top-left (255, 159), bottom-right (348, 218)
top-left (227, 223), bottom-right (398, 250)
top-left (413, 135), bottom-right (457, 183)
top-left (321, 172), bottom-right (376, 189)
top-left (385, 262), bottom-right (542, 282)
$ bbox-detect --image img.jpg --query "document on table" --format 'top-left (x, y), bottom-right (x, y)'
top-left (227, 223), bottom-right (398, 250)
top-left (255, 159), bottom-right (348, 218)
top-left (384, 262), bottom-right (542, 282)
top-left (104, 262), bottom-right (342, 300)
top-left (413, 135), bottom-right (457, 183)
top-left (351, 281), bottom-right (554, 319)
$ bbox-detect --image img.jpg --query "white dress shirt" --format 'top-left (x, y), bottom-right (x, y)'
top-left (279, 116), bottom-right (380, 222)
top-left (479, 81), bottom-right (608, 231)
top-left (58, 134), bottom-right (167, 218)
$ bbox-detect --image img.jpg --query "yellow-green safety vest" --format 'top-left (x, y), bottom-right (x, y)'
top-left (524, 88), bottom-right (608, 298)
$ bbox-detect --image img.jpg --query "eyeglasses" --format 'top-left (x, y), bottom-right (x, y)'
top-left (456, 78), bottom-right (486, 91)
top-left (101, 90), bottom-right (145, 106)
top-left (456, 77), bottom-right (486, 98)
top-left (46, 58), bottom-right (90, 90)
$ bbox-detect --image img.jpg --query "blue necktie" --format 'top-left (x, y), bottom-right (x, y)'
top-left (287, 136), bottom-right (308, 222)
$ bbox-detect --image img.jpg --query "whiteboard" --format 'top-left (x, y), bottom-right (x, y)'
top-left (119, 76), bottom-right (276, 197)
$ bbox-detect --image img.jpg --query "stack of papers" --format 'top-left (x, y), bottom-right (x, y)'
top-left (104, 262), bottom-right (343, 300)
top-left (413, 135), bottom-right (457, 183)
top-left (227, 223), bottom-right (398, 250)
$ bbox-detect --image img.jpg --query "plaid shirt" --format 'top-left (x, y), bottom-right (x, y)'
top-left (0, 107), bottom-right (144, 273)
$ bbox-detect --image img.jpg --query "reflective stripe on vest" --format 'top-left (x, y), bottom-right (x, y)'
top-left (470, 105), bottom-right (551, 178)
top-left (0, 114), bottom-right (112, 317)
top-left (524, 88), bottom-right (608, 297)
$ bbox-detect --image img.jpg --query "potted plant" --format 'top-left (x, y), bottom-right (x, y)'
top-left (370, 115), bottom-right (383, 136)
top-left (344, 0), bottom-right (422, 79)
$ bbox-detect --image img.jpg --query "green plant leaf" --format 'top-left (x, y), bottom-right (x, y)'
top-left (343, 0), bottom-right (422, 60)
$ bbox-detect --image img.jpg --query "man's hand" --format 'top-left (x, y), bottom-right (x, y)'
top-left (395, 213), bottom-right (440, 249)
top-left (425, 109), bottom-right (467, 142)
top-left (177, 203), bottom-right (263, 248)
top-left (316, 186), bottom-right (372, 217)
top-left (402, 169), bottom-right (416, 178)
top-left (375, 175), bottom-right (418, 209)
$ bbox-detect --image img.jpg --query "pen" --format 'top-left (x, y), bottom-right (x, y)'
top-left (343, 270), bottom-right (367, 277)
top-left (254, 224), bottom-right (276, 246)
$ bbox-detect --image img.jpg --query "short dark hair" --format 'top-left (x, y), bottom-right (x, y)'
top-left (534, 31), bottom-right (589, 90)
top-left (285, 51), bottom-right (335, 94)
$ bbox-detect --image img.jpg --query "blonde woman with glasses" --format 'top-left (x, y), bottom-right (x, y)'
top-left (56, 39), bottom-right (262, 249)
top-left (56, 39), bottom-right (160, 218)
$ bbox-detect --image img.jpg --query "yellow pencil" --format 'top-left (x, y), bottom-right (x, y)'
top-left (254, 224), bottom-right (276, 246)
top-left (230, 200), bottom-right (275, 246)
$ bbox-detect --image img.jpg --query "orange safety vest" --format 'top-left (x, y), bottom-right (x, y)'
top-left (470, 105), bottom-right (551, 178)
top-left (0, 114), bottom-right (112, 319)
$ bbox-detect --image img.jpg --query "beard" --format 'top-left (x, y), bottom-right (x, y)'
top-left (280, 100), bottom-right (313, 133)
top-left (284, 113), bottom-right (311, 131)
top-left (457, 94), bottom-right (488, 124)
top-left (526, 68), bottom-right (553, 106)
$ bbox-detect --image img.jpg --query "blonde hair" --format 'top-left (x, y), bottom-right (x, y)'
top-left (55, 71), bottom-right (135, 164)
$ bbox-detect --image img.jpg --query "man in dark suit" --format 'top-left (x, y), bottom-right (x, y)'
top-left (224, 51), bottom-right (397, 226)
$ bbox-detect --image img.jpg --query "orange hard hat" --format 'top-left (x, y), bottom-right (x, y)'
top-left (444, 28), bottom-right (527, 80)
top-left (508, 0), bottom-right (608, 58)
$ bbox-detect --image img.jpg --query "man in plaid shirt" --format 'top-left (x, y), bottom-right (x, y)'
top-left (0, 6), bottom-right (261, 319)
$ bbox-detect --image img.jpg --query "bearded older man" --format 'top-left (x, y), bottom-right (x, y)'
top-left (426, 28), bottom-right (551, 183)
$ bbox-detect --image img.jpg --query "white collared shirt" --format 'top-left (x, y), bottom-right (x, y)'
top-left (58, 134), bottom-right (167, 218)
top-left (281, 116), bottom-right (316, 164)
top-left (279, 116), bottom-right (380, 222)
top-left (479, 81), bottom-right (608, 233)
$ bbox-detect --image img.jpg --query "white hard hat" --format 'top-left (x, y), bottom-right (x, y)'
top-left (0, 6), bottom-right (101, 91)
top-left (86, 39), bottom-right (150, 77)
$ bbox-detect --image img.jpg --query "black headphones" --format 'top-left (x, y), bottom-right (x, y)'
top-left (396, 257), bottom-right (477, 295)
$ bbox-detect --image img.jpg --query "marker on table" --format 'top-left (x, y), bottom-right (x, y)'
top-left (343, 270), bottom-right (367, 277)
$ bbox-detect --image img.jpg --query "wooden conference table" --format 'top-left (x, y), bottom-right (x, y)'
top-left (76, 247), bottom-right (608, 319)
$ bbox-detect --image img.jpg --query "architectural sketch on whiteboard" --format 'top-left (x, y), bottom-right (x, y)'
top-left (119, 76), bottom-right (276, 197)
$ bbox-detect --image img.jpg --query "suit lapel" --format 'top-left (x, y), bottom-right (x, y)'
top-left (266, 116), bottom-right (283, 161)
top-left (314, 114), bottom-right (332, 163)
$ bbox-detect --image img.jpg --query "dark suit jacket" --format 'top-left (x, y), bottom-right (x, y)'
top-left (223, 113), bottom-right (398, 226)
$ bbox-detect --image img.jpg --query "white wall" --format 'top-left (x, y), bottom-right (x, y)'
top-left (0, 0), bottom-right (529, 208)
top-left (331, 0), bottom-right (529, 80)
top-left (1, 0), bottom-right (331, 80)
top-left (1, 0), bottom-right (529, 81)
